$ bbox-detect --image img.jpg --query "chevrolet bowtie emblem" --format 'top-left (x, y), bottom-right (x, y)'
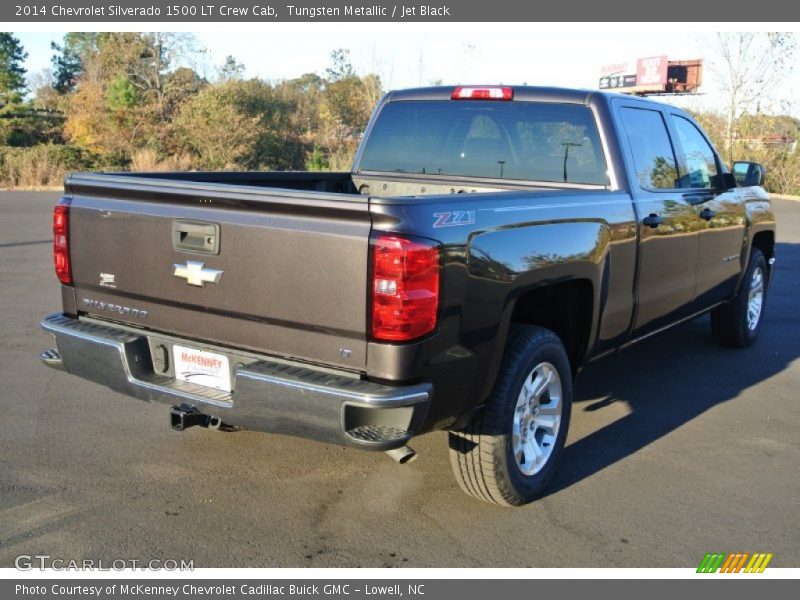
top-left (173, 261), bottom-right (223, 287)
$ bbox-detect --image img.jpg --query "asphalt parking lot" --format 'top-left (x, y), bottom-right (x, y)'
top-left (0, 191), bottom-right (798, 568)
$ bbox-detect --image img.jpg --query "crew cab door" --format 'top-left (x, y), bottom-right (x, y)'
top-left (666, 112), bottom-right (747, 307)
top-left (615, 104), bottom-right (706, 335)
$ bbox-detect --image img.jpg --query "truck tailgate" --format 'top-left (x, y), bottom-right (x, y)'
top-left (64, 175), bottom-right (370, 370)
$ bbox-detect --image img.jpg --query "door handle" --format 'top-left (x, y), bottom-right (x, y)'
top-left (683, 192), bottom-right (715, 205)
top-left (642, 214), bottom-right (664, 228)
top-left (172, 220), bottom-right (220, 254)
top-left (699, 208), bottom-right (716, 221)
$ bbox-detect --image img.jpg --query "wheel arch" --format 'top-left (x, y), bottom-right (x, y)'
top-left (750, 229), bottom-right (775, 261)
top-left (508, 278), bottom-right (596, 377)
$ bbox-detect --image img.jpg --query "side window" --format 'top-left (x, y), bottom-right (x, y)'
top-left (619, 107), bottom-right (679, 190)
top-left (672, 116), bottom-right (719, 189)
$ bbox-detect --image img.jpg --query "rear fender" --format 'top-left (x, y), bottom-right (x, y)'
top-left (468, 221), bottom-right (609, 399)
top-left (740, 190), bottom-right (776, 291)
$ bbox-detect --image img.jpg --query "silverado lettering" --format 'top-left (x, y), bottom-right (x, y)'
top-left (81, 298), bottom-right (147, 319)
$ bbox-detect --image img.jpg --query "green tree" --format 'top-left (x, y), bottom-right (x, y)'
top-left (305, 145), bottom-right (329, 171)
top-left (174, 80), bottom-right (260, 169)
top-left (316, 50), bottom-right (383, 168)
top-left (0, 33), bottom-right (28, 103)
top-left (324, 74), bottom-right (380, 138)
top-left (62, 33), bottom-right (203, 160)
top-left (106, 76), bottom-right (137, 110)
top-left (50, 33), bottom-right (99, 94)
top-left (0, 33), bottom-right (31, 145)
top-left (289, 72), bottom-right (324, 94)
top-left (87, 33), bottom-right (197, 112)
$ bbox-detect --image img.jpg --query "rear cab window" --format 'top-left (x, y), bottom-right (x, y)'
top-left (357, 100), bottom-right (609, 186)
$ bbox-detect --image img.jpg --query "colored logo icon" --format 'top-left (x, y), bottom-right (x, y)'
top-left (697, 552), bottom-right (773, 573)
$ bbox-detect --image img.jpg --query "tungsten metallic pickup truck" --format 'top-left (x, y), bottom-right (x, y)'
top-left (40, 86), bottom-right (776, 505)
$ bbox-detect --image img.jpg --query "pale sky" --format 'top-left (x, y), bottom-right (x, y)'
top-left (13, 28), bottom-right (800, 117)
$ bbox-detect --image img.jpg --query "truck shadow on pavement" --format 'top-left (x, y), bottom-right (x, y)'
top-left (547, 242), bottom-right (799, 496)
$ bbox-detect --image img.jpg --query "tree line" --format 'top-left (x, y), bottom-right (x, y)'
top-left (0, 31), bottom-right (798, 194)
top-left (0, 33), bottom-right (380, 186)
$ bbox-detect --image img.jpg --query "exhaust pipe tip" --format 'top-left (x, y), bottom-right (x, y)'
top-left (386, 445), bottom-right (417, 465)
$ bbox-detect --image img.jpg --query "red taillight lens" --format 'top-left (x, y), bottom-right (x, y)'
top-left (53, 199), bottom-right (72, 285)
top-left (452, 86), bottom-right (514, 101)
top-left (371, 235), bottom-right (440, 342)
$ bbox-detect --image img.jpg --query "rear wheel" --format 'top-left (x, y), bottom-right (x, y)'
top-left (711, 249), bottom-right (768, 348)
top-left (448, 325), bottom-right (572, 506)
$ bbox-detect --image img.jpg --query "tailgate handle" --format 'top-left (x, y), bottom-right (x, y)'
top-left (172, 221), bottom-right (220, 255)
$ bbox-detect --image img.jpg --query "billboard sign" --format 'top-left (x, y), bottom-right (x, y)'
top-left (636, 55), bottom-right (668, 86)
top-left (599, 55), bottom-right (700, 94)
top-left (599, 74), bottom-right (637, 90)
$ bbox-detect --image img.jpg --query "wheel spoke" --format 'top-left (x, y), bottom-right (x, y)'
top-left (530, 367), bottom-right (552, 400)
top-left (521, 373), bottom-right (536, 401)
top-left (533, 414), bottom-right (558, 432)
top-left (539, 393), bottom-right (560, 413)
top-left (746, 267), bottom-right (765, 331)
top-left (524, 437), bottom-right (542, 464)
top-left (752, 269), bottom-right (763, 289)
top-left (539, 432), bottom-right (556, 449)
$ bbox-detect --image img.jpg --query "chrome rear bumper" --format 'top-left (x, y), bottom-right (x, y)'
top-left (40, 313), bottom-right (431, 450)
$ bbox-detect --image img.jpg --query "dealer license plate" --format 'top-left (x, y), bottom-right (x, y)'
top-left (173, 345), bottom-right (232, 393)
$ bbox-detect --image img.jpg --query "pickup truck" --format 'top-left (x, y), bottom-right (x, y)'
top-left (40, 86), bottom-right (776, 506)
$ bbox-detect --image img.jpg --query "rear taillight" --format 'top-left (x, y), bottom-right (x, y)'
top-left (451, 86), bottom-right (514, 101)
top-left (53, 199), bottom-right (71, 285)
top-left (371, 235), bottom-right (440, 342)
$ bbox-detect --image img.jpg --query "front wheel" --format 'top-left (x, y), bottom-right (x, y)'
top-left (711, 249), bottom-right (769, 348)
top-left (448, 325), bottom-right (572, 506)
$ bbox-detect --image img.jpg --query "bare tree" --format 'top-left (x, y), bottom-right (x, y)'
top-left (28, 68), bottom-right (60, 110)
top-left (216, 55), bottom-right (245, 83)
top-left (713, 32), bottom-right (796, 163)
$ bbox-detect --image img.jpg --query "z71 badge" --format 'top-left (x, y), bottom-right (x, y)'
top-left (433, 210), bottom-right (476, 228)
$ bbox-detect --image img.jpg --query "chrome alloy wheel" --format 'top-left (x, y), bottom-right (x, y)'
top-left (512, 361), bottom-right (563, 476)
top-left (747, 266), bottom-right (765, 331)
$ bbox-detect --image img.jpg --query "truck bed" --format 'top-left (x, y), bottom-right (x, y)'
top-left (61, 170), bottom-right (579, 374)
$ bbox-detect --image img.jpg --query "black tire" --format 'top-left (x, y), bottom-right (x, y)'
top-left (710, 249), bottom-right (769, 348)
top-left (448, 325), bottom-right (572, 506)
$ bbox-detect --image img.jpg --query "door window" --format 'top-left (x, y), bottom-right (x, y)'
top-left (672, 116), bottom-right (719, 189)
top-left (619, 107), bottom-right (680, 190)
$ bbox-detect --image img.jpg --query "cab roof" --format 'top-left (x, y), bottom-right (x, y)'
top-left (385, 85), bottom-right (670, 110)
